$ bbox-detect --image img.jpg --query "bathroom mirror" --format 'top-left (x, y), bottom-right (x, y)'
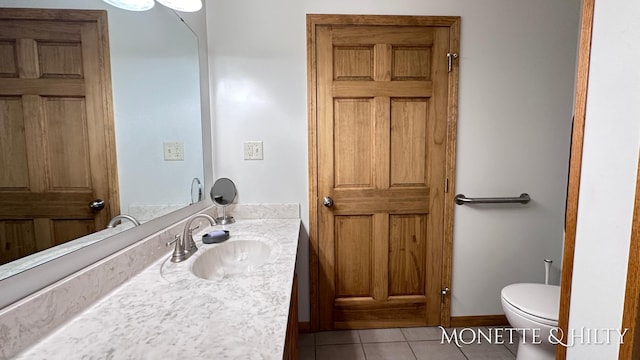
top-left (210, 178), bottom-right (237, 224)
top-left (0, 0), bottom-right (205, 280)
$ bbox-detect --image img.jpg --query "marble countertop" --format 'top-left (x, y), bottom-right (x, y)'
top-left (14, 219), bottom-right (300, 359)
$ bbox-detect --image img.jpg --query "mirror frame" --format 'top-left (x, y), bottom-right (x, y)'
top-left (0, 3), bottom-right (214, 309)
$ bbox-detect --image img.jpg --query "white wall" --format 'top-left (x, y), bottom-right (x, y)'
top-left (207, 0), bottom-right (581, 321)
top-left (0, 0), bottom-right (205, 214)
top-left (566, 1), bottom-right (640, 358)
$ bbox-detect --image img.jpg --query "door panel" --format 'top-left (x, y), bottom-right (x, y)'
top-left (335, 215), bottom-right (373, 298)
top-left (38, 41), bottom-right (84, 78)
top-left (390, 99), bottom-right (429, 187)
top-left (334, 99), bottom-right (373, 188)
top-left (392, 47), bottom-right (432, 81)
top-left (316, 22), bottom-right (451, 329)
top-left (0, 10), bottom-right (117, 265)
top-left (0, 41), bottom-right (17, 75)
top-left (0, 220), bottom-right (36, 264)
top-left (389, 214), bottom-right (428, 296)
top-left (0, 97), bottom-right (28, 188)
top-left (45, 97), bottom-right (92, 189)
top-left (334, 46), bottom-right (373, 81)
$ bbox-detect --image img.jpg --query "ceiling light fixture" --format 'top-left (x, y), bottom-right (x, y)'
top-left (103, 0), bottom-right (202, 12)
top-left (103, 0), bottom-right (155, 11)
top-left (156, 0), bottom-right (202, 12)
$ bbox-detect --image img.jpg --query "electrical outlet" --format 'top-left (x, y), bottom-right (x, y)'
top-left (243, 141), bottom-right (263, 160)
top-left (163, 142), bottom-right (184, 161)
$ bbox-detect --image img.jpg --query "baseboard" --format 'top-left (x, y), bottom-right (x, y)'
top-left (450, 315), bottom-right (509, 328)
top-left (298, 321), bottom-right (312, 333)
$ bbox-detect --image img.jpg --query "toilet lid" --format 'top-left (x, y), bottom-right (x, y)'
top-left (501, 283), bottom-right (560, 322)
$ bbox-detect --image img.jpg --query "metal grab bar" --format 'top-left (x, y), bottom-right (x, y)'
top-left (454, 193), bottom-right (531, 205)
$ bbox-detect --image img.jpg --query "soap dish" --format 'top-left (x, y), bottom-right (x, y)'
top-left (202, 230), bottom-right (230, 244)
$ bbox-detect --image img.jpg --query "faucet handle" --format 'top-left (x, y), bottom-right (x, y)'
top-left (188, 223), bottom-right (201, 233)
top-left (167, 234), bottom-right (187, 263)
top-left (166, 234), bottom-right (180, 247)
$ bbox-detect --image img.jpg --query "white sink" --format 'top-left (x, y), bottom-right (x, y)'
top-left (191, 240), bottom-right (271, 280)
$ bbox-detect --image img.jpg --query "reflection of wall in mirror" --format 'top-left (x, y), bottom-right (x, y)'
top-left (110, 5), bottom-right (203, 219)
top-left (0, 0), bottom-right (204, 219)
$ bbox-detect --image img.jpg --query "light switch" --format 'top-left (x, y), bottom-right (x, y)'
top-left (244, 141), bottom-right (263, 160)
top-left (164, 142), bottom-right (184, 161)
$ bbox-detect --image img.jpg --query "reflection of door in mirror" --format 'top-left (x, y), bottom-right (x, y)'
top-left (0, 9), bottom-right (118, 265)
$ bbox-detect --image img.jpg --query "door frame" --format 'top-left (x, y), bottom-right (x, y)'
top-left (306, 14), bottom-right (460, 331)
top-left (556, 0), bottom-right (594, 358)
top-left (619, 159), bottom-right (640, 359)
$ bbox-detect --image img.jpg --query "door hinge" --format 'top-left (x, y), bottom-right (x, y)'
top-left (445, 178), bottom-right (449, 193)
top-left (447, 52), bottom-right (458, 72)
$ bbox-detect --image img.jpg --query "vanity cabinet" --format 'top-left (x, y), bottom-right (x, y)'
top-left (283, 273), bottom-right (299, 359)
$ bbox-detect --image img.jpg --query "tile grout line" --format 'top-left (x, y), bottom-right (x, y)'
top-left (400, 329), bottom-right (419, 360)
top-left (357, 329), bottom-right (366, 360)
top-left (360, 341), bottom-right (367, 360)
top-left (406, 341), bottom-right (419, 360)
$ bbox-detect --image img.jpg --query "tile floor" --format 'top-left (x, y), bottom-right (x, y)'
top-left (299, 327), bottom-right (518, 360)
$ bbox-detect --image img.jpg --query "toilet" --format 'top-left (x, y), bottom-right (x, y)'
top-left (501, 283), bottom-right (560, 360)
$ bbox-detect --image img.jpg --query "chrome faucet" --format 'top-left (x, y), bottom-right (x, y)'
top-left (106, 214), bottom-right (140, 228)
top-left (167, 214), bottom-right (217, 263)
top-left (183, 214), bottom-right (217, 254)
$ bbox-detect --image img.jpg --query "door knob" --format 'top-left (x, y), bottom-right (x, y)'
top-left (322, 196), bottom-right (334, 207)
top-left (89, 199), bottom-right (105, 210)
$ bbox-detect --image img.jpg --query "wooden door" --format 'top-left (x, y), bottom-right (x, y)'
top-left (311, 16), bottom-right (459, 330)
top-left (0, 9), bottom-right (118, 265)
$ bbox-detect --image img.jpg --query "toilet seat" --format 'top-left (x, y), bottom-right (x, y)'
top-left (501, 283), bottom-right (560, 325)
